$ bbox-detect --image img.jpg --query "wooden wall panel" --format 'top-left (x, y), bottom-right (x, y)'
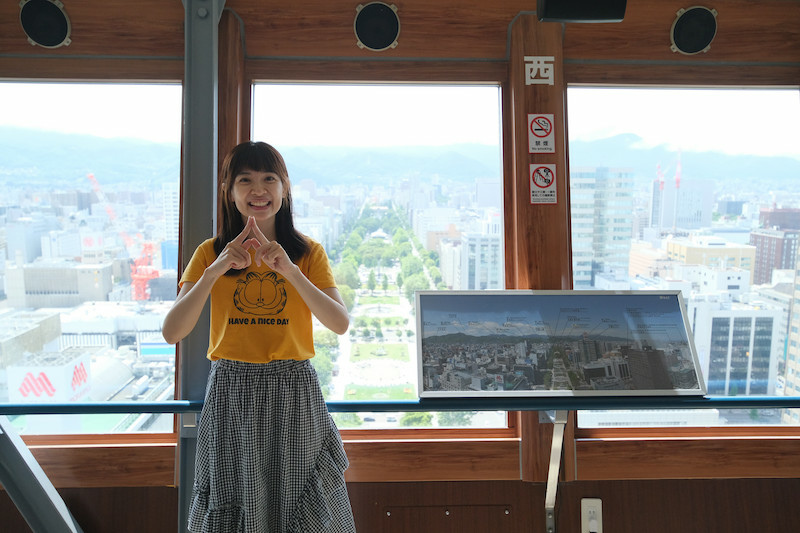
top-left (0, 486), bottom-right (178, 533)
top-left (228, 0), bottom-right (530, 60)
top-left (557, 478), bottom-right (800, 533)
top-left (574, 437), bottom-right (800, 480)
top-left (0, 0), bottom-right (183, 57)
top-left (563, 0), bottom-right (800, 63)
top-left (5, 479), bottom-right (799, 533)
top-left (343, 439), bottom-right (521, 482)
top-left (2, 1), bottom-right (797, 86)
top-left (29, 443), bottom-right (176, 488)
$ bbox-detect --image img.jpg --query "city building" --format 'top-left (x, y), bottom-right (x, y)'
top-left (781, 252), bottom-right (800, 424)
top-left (749, 228), bottom-right (799, 285)
top-left (688, 295), bottom-right (780, 396)
top-left (570, 167), bottom-right (634, 288)
top-left (5, 260), bottom-right (114, 308)
top-left (650, 173), bottom-right (714, 232)
top-left (760, 207), bottom-right (800, 230)
top-left (666, 236), bottom-right (755, 280)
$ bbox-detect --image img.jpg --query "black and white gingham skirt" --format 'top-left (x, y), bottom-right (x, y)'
top-left (188, 358), bottom-right (356, 533)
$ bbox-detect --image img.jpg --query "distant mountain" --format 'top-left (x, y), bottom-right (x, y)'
top-left (569, 133), bottom-right (800, 189)
top-left (279, 144), bottom-right (501, 185)
top-left (0, 126), bottom-right (796, 192)
top-left (0, 126), bottom-right (180, 188)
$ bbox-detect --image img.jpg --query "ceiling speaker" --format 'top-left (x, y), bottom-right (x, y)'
top-left (670, 6), bottom-right (718, 54)
top-left (537, 0), bottom-right (627, 23)
top-left (354, 2), bottom-right (399, 51)
top-left (19, 0), bottom-right (71, 48)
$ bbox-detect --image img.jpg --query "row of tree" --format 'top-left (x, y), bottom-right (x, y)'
top-left (329, 201), bottom-right (446, 309)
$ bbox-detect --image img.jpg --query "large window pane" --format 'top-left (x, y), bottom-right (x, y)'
top-left (253, 84), bottom-right (506, 429)
top-left (0, 82), bottom-right (181, 434)
top-left (567, 87), bottom-right (800, 427)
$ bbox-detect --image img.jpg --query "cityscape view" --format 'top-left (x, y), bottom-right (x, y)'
top-left (1, 83), bottom-right (799, 434)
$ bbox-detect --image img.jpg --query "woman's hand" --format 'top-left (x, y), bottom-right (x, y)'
top-left (207, 218), bottom-right (260, 277)
top-left (242, 216), bottom-right (299, 277)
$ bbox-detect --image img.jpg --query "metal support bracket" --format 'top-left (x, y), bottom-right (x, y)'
top-left (0, 415), bottom-right (84, 533)
top-left (544, 410), bottom-right (569, 533)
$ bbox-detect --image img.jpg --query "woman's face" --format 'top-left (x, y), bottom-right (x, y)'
top-left (230, 167), bottom-right (285, 223)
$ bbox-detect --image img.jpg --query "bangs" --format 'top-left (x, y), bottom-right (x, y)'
top-left (230, 142), bottom-right (288, 178)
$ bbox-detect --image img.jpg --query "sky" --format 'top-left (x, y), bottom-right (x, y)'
top-left (0, 82), bottom-right (798, 159)
top-left (566, 87), bottom-right (800, 159)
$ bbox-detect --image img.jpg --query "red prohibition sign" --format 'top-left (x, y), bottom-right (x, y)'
top-left (530, 115), bottom-right (552, 138)
top-left (532, 166), bottom-right (554, 188)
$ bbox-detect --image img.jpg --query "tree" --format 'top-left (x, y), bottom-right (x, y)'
top-left (429, 266), bottom-right (443, 285)
top-left (332, 413), bottom-right (363, 428)
top-left (380, 248), bottom-right (396, 268)
top-left (333, 261), bottom-right (360, 289)
top-left (400, 412), bottom-right (433, 427)
top-left (397, 242), bottom-right (413, 258)
top-left (314, 329), bottom-right (339, 349)
top-left (345, 232), bottom-right (363, 250)
top-left (400, 255), bottom-right (424, 278)
top-left (309, 348), bottom-right (333, 396)
top-left (437, 411), bottom-right (475, 427)
top-left (403, 272), bottom-right (430, 301)
top-left (392, 227), bottom-right (410, 246)
top-left (339, 285), bottom-right (355, 312)
top-left (367, 269), bottom-right (377, 293)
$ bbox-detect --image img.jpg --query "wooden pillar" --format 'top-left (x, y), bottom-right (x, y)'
top-left (218, 8), bottom-right (249, 166)
top-left (506, 14), bottom-right (572, 292)
top-left (216, 8), bottom-right (249, 231)
top-left (506, 13), bottom-right (573, 483)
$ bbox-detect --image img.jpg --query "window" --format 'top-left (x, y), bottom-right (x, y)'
top-left (567, 87), bottom-right (800, 427)
top-left (252, 83), bottom-right (507, 429)
top-left (0, 82), bottom-right (182, 435)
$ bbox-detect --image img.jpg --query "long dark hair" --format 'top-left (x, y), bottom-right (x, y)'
top-left (214, 141), bottom-right (309, 275)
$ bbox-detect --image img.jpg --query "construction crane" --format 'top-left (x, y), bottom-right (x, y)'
top-left (87, 173), bottom-right (159, 300)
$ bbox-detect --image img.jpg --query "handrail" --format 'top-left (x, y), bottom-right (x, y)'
top-left (1, 395), bottom-right (800, 416)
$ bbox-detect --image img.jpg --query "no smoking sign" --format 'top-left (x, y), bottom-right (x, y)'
top-left (528, 113), bottom-right (555, 153)
top-left (530, 164), bottom-right (557, 204)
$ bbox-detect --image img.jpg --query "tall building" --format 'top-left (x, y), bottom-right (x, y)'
top-left (749, 228), bottom-right (799, 285)
top-left (781, 253), bottom-right (800, 424)
top-left (570, 167), bottom-right (634, 288)
top-left (650, 175), bottom-right (714, 232)
top-left (6, 217), bottom-right (54, 264)
top-left (688, 296), bottom-right (780, 396)
top-left (459, 232), bottom-right (502, 290)
top-left (161, 183), bottom-right (180, 243)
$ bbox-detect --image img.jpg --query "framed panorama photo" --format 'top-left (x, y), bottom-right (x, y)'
top-left (416, 290), bottom-right (706, 398)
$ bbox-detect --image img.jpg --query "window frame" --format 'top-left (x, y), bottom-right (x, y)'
top-left (562, 81), bottom-right (800, 482)
top-left (3, 39), bottom-right (799, 489)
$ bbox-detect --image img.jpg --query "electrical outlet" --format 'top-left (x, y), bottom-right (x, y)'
top-left (581, 498), bottom-right (602, 533)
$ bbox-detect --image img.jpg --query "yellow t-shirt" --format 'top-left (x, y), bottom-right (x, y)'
top-left (179, 236), bottom-right (337, 363)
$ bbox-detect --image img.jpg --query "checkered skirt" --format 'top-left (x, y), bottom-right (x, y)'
top-left (188, 358), bottom-right (356, 533)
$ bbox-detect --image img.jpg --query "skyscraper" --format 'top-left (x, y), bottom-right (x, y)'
top-left (570, 167), bottom-right (634, 288)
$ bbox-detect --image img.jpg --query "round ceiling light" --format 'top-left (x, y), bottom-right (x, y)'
top-left (670, 6), bottom-right (718, 55)
top-left (19, 0), bottom-right (72, 49)
top-left (354, 2), bottom-right (399, 52)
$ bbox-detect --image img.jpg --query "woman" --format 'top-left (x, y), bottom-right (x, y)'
top-left (163, 141), bottom-right (356, 533)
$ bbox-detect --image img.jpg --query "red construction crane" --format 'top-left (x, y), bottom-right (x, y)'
top-left (87, 173), bottom-right (159, 300)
